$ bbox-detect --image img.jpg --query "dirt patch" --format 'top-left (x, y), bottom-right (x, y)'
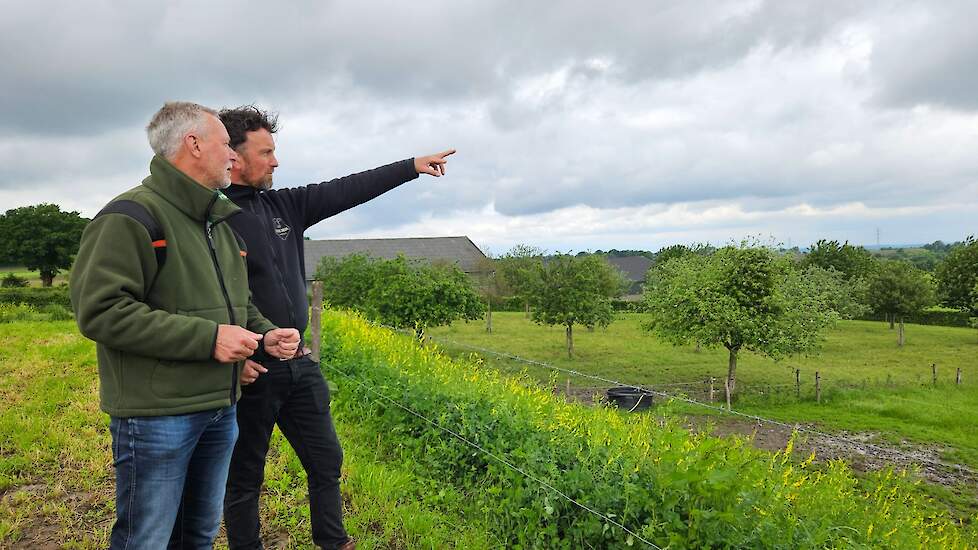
top-left (1, 482), bottom-right (112, 548)
top-left (557, 385), bottom-right (977, 489)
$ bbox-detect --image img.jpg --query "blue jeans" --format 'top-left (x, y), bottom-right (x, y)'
top-left (109, 406), bottom-right (238, 550)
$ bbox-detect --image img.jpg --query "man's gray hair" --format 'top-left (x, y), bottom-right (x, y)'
top-left (146, 102), bottom-right (217, 159)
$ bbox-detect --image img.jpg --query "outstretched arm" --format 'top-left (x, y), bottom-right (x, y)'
top-left (280, 149), bottom-right (457, 229)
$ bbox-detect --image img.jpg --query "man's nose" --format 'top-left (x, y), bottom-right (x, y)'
top-left (270, 154), bottom-right (279, 168)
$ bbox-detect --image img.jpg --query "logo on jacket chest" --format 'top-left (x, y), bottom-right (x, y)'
top-left (272, 218), bottom-right (291, 240)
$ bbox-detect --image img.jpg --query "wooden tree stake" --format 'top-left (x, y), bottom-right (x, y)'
top-left (311, 281), bottom-right (323, 362)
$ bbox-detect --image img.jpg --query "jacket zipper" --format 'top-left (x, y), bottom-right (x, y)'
top-left (204, 194), bottom-right (240, 405)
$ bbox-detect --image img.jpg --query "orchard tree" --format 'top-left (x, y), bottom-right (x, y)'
top-left (530, 254), bottom-right (625, 358)
top-left (0, 204), bottom-right (88, 286)
top-left (802, 239), bottom-right (876, 281)
top-left (935, 236), bottom-right (978, 314)
top-left (497, 244), bottom-right (544, 318)
top-left (314, 253), bottom-right (379, 309)
top-left (472, 256), bottom-right (511, 334)
top-left (867, 261), bottom-right (936, 346)
top-left (644, 245), bottom-right (836, 396)
top-left (801, 265), bottom-right (870, 320)
top-left (316, 254), bottom-right (484, 337)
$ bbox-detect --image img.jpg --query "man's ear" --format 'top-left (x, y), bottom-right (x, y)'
top-left (185, 133), bottom-right (202, 158)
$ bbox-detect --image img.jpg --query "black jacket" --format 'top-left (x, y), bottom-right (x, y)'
top-left (224, 158), bottom-right (418, 361)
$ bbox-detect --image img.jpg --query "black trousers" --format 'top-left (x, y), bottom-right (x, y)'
top-left (224, 356), bottom-right (347, 550)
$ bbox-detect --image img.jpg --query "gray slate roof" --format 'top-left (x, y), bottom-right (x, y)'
top-left (303, 236), bottom-right (487, 281)
top-left (606, 256), bottom-right (653, 282)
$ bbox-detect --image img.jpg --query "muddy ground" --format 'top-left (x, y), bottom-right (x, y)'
top-left (560, 385), bottom-right (976, 488)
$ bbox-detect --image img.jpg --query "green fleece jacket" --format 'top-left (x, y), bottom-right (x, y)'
top-left (71, 155), bottom-right (277, 417)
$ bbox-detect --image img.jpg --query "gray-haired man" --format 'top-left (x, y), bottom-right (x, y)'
top-left (71, 102), bottom-right (301, 548)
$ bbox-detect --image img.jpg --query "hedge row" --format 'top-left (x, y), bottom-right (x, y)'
top-left (321, 310), bottom-right (975, 549)
top-left (0, 287), bottom-right (71, 308)
top-left (859, 309), bottom-right (974, 328)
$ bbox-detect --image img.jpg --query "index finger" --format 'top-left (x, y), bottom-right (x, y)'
top-left (437, 149), bottom-right (456, 159)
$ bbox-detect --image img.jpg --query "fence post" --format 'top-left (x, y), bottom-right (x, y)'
top-left (795, 369), bottom-right (800, 399)
top-left (957, 367), bottom-right (962, 386)
top-left (932, 363), bottom-right (937, 387)
top-left (815, 371), bottom-right (821, 404)
top-left (566, 378), bottom-right (571, 400)
top-left (709, 377), bottom-right (716, 402)
top-left (311, 281), bottom-right (323, 362)
top-left (724, 378), bottom-right (731, 410)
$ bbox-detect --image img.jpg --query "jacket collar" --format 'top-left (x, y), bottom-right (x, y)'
top-left (223, 181), bottom-right (261, 203)
top-left (143, 155), bottom-right (240, 224)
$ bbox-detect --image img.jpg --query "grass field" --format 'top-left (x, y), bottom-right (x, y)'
top-left (427, 312), bottom-right (978, 514)
top-left (0, 321), bottom-right (491, 548)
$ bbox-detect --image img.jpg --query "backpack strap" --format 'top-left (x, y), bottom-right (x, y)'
top-left (94, 200), bottom-right (166, 287)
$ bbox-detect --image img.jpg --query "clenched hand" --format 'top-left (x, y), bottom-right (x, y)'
top-left (213, 325), bottom-right (262, 363)
top-left (264, 328), bottom-right (301, 359)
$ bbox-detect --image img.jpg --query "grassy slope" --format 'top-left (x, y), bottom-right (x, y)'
top-left (428, 313), bottom-right (978, 465)
top-left (0, 321), bottom-right (490, 548)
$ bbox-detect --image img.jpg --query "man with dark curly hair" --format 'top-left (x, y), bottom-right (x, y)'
top-left (218, 104), bottom-right (454, 550)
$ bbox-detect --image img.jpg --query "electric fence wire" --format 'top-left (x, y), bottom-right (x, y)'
top-left (320, 362), bottom-right (664, 550)
top-left (408, 329), bottom-right (975, 479)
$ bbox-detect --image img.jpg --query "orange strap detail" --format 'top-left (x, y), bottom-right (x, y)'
top-left (151, 239), bottom-right (167, 248)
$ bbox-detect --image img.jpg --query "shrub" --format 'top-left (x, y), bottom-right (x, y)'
top-left (321, 310), bottom-right (975, 549)
top-left (1, 273), bottom-right (29, 288)
top-left (0, 286), bottom-right (71, 308)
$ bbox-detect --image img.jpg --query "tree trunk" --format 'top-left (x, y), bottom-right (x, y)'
top-left (40, 270), bottom-right (54, 287)
top-left (486, 299), bottom-right (492, 334)
top-left (898, 318), bottom-right (905, 347)
top-left (524, 301), bottom-right (530, 319)
top-left (695, 342), bottom-right (701, 353)
top-left (726, 347), bottom-right (738, 395)
top-left (888, 313), bottom-right (894, 330)
top-left (566, 324), bottom-right (574, 358)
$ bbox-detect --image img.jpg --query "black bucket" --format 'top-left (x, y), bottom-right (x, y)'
top-left (606, 386), bottom-right (655, 412)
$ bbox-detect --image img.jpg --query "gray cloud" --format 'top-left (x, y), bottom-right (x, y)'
top-left (870, 1), bottom-right (978, 111)
top-left (1, 0), bottom-right (976, 250)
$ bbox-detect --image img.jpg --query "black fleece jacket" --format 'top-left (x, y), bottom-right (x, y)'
top-left (224, 158), bottom-right (418, 362)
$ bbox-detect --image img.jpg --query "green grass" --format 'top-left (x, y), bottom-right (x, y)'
top-left (428, 314), bottom-right (978, 462)
top-left (0, 321), bottom-right (490, 548)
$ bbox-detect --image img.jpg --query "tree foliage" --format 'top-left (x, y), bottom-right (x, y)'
top-left (529, 254), bottom-right (625, 357)
top-left (802, 239), bottom-right (876, 281)
top-left (472, 256), bottom-right (511, 333)
top-left (644, 245), bottom-right (836, 394)
top-left (496, 244), bottom-right (544, 316)
top-left (314, 253), bottom-right (379, 309)
top-left (0, 204), bottom-right (88, 286)
top-left (800, 265), bottom-right (870, 320)
top-left (867, 261), bottom-right (936, 319)
top-left (653, 243), bottom-right (714, 266)
top-left (934, 236), bottom-right (978, 314)
top-left (315, 253), bottom-right (484, 335)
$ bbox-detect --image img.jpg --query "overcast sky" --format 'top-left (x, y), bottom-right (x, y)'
top-left (2, 1), bottom-right (976, 255)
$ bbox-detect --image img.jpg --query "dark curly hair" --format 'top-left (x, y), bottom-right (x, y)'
top-left (218, 105), bottom-right (279, 150)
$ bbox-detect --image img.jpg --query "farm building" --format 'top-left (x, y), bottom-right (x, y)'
top-left (605, 255), bottom-right (653, 300)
